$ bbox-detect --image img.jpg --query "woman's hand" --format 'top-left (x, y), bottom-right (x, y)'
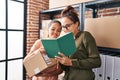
top-left (55, 52), bottom-right (72, 66)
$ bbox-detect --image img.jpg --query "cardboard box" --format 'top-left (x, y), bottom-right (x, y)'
top-left (40, 20), bottom-right (51, 38)
top-left (84, 16), bottom-right (120, 49)
top-left (49, 0), bottom-right (94, 9)
top-left (23, 50), bottom-right (57, 77)
top-left (69, 0), bottom-right (94, 5)
top-left (49, 0), bottom-right (69, 9)
top-left (42, 20), bottom-right (51, 29)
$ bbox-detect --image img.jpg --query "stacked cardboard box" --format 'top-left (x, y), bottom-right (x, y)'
top-left (40, 20), bottom-right (51, 38)
top-left (84, 16), bottom-right (120, 49)
top-left (49, 0), bottom-right (94, 9)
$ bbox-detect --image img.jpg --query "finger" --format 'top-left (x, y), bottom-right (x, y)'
top-left (55, 56), bottom-right (61, 60)
top-left (55, 56), bottom-right (61, 58)
top-left (55, 56), bottom-right (63, 63)
top-left (58, 52), bottom-right (66, 57)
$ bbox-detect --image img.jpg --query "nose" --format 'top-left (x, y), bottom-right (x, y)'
top-left (54, 30), bottom-right (58, 33)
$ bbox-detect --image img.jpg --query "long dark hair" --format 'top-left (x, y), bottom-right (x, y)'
top-left (61, 5), bottom-right (80, 26)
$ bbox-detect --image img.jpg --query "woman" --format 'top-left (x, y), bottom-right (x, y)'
top-left (55, 5), bottom-right (101, 80)
top-left (28, 20), bottom-right (63, 80)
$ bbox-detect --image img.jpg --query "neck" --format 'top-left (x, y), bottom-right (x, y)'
top-left (74, 29), bottom-right (80, 36)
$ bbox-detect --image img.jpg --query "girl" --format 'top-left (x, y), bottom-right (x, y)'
top-left (28, 20), bottom-right (63, 80)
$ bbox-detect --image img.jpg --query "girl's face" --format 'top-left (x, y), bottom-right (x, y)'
top-left (48, 23), bottom-right (61, 38)
top-left (61, 17), bottom-right (78, 35)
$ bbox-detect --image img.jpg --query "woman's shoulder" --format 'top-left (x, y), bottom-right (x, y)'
top-left (35, 39), bottom-right (41, 42)
top-left (82, 31), bottom-right (93, 37)
top-left (34, 39), bottom-right (42, 45)
top-left (83, 31), bottom-right (95, 41)
top-left (83, 31), bottom-right (91, 34)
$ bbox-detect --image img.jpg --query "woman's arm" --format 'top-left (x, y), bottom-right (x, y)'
top-left (29, 39), bottom-right (41, 54)
top-left (71, 31), bottom-right (101, 69)
top-left (55, 31), bottom-right (101, 70)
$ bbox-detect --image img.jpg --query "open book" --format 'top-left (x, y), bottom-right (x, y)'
top-left (41, 32), bottom-right (77, 58)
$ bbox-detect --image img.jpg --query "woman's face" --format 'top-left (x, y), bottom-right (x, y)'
top-left (61, 17), bottom-right (78, 35)
top-left (48, 22), bottom-right (61, 38)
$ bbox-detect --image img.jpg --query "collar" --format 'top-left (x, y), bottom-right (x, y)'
top-left (75, 31), bottom-right (83, 40)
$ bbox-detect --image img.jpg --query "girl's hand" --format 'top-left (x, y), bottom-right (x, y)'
top-left (55, 52), bottom-right (72, 66)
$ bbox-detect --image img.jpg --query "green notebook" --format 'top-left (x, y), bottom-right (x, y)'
top-left (41, 32), bottom-right (77, 58)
